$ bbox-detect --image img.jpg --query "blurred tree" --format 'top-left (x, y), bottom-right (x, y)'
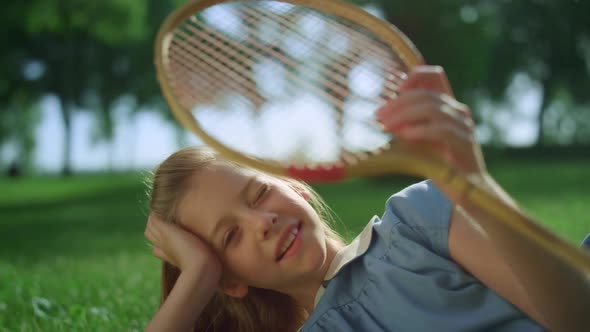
top-left (485, 0), bottom-right (590, 146)
top-left (22, 0), bottom-right (150, 175)
top-left (353, 0), bottom-right (590, 147)
top-left (0, 93), bottom-right (40, 176)
top-left (1, 0), bottom-right (186, 175)
top-left (352, 0), bottom-right (496, 111)
top-left (80, 0), bottom-right (182, 171)
top-left (345, 0), bottom-right (506, 149)
top-left (0, 2), bottom-right (43, 174)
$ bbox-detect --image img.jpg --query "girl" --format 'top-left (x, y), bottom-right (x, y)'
top-left (143, 66), bottom-right (589, 331)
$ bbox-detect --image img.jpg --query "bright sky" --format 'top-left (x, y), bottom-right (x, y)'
top-left (0, 74), bottom-right (540, 174)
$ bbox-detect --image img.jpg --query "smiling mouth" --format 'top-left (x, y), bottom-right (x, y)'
top-left (276, 222), bottom-right (301, 262)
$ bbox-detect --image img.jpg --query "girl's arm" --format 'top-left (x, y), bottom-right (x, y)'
top-left (145, 266), bottom-right (218, 332)
top-left (445, 175), bottom-right (590, 331)
top-left (377, 65), bottom-right (590, 331)
top-left (144, 215), bottom-right (222, 332)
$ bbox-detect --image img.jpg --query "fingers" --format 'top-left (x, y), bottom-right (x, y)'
top-left (144, 214), bottom-right (161, 245)
top-left (376, 71), bottom-right (486, 174)
top-left (377, 92), bottom-right (474, 135)
top-left (145, 214), bottom-right (173, 262)
top-left (395, 122), bottom-right (473, 159)
top-left (378, 99), bottom-right (473, 135)
top-left (398, 65), bottom-right (454, 97)
top-left (151, 245), bottom-right (172, 264)
top-left (396, 120), bottom-right (470, 141)
top-left (378, 90), bottom-right (468, 118)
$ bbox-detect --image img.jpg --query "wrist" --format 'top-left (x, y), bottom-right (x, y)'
top-left (178, 268), bottom-right (219, 296)
top-left (183, 260), bottom-right (222, 286)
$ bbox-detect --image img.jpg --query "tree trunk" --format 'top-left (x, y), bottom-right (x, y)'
top-left (59, 98), bottom-right (73, 177)
top-left (535, 81), bottom-right (551, 148)
top-left (8, 161), bottom-right (21, 178)
top-left (105, 100), bottom-right (116, 173)
top-left (57, 0), bottom-right (74, 177)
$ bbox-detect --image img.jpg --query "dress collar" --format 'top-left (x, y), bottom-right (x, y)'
top-left (298, 217), bottom-right (377, 331)
top-left (313, 215), bottom-right (378, 306)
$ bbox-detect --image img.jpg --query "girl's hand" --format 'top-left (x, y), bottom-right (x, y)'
top-left (376, 65), bottom-right (486, 176)
top-left (144, 214), bottom-right (222, 278)
top-left (144, 215), bottom-right (223, 332)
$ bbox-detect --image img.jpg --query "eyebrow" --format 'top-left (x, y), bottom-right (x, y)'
top-left (208, 175), bottom-right (257, 244)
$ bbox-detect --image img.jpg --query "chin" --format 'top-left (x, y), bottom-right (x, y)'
top-left (299, 220), bottom-right (330, 271)
top-left (305, 240), bottom-right (328, 273)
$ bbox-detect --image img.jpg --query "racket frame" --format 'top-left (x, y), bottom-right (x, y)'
top-left (155, 0), bottom-right (590, 280)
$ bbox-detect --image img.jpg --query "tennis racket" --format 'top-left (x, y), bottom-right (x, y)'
top-left (154, 0), bottom-right (590, 275)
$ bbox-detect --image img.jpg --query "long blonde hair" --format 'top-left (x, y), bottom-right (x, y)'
top-left (146, 146), bottom-right (343, 331)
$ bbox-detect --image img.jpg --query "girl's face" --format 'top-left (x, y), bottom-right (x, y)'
top-left (177, 163), bottom-right (330, 296)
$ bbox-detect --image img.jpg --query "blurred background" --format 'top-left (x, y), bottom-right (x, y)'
top-left (1, 0), bottom-right (589, 330)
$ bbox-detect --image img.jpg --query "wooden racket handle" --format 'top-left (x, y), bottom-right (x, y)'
top-left (449, 170), bottom-right (590, 275)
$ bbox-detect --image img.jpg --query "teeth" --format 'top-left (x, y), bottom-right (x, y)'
top-left (280, 234), bottom-right (296, 256)
top-left (278, 225), bottom-right (300, 259)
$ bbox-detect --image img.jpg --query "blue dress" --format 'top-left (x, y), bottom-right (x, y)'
top-left (300, 180), bottom-right (545, 331)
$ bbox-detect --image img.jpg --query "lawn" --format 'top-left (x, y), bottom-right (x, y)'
top-left (0, 159), bottom-right (589, 331)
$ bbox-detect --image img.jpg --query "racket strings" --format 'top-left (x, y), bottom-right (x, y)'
top-left (171, 33), bottom-right (266, 106)
top-left (237, 5), bottom-right (402, 90)
top-left (184, 16), bottom-right (353, 104)
top-left (232, 7), bottom-right (353, 91)
top-left (168, 59), bottom-right (384, 150)
top-left (194, 3), bottom-right (404, 101)
top-left (164, 1), bottom-right (409, 165)
top-left (170, 56), bottom-right (387, 165)
top-left (242, 3), bottom-right (398, 68)
top-left (232, 4), bottom-right (407, 97)
top-left (170, 49), bottom-right (383, 140)
top-left (168, 52), bottom-right (264, 112)
top-left (173, 29), bottom-right (260, 96)
top-left (183, 14), bottom-right (371, 106)
top-left (171, 23), bottom-right (386, 132)
top-left (169, 59), bottom-right (386, 164)
top-left (245, 4), bottom-right (408, 78)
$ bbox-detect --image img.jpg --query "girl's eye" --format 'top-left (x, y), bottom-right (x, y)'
top-left (253, 184), bottom-right (269, 206)
top-left (224, 227), bottom-right (238, 247)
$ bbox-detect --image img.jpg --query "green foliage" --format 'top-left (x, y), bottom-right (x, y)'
top-left (486, 0), bottom-right (590, 94)
top-left (378, 1), bottom-right (496, 103)
top-left (26, 0), bottom-right (148, 44)
top-left (1, 0), bottom-right (182, 175)
top-left (0, 92), bottom-right (41, 171)
top-left (484, 0), bottom-right (590, 145)
top-left (0, 3), bottom-right (41, 161)
top-left (359, 0), bottom-right (590, 145)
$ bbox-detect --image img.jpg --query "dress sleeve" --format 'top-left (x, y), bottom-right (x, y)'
top-left (381, 180), bottom-right (453, 258)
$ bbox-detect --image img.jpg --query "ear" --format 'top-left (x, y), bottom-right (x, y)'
top-left (293, 183), bottom-right (311, 201)
top-left (298, 188), bottom-right (311, 201)
top-left (220, 280), bottom-right (249, 298)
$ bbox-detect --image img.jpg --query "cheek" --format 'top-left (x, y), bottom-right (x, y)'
top-left (304, 227), bottom-right (328, 265)
top-left (223, 247), bottom-right (266, 281)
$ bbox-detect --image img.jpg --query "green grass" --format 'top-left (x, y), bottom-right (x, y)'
top-left (0, 160), bottom-right (589, 331)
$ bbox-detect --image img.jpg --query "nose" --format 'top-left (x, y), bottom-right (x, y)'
top-left (241, 210), bottom-right (277, 240)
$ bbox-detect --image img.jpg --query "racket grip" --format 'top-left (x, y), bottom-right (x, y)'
top-left (447, 170), bottom-right (590, 274)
